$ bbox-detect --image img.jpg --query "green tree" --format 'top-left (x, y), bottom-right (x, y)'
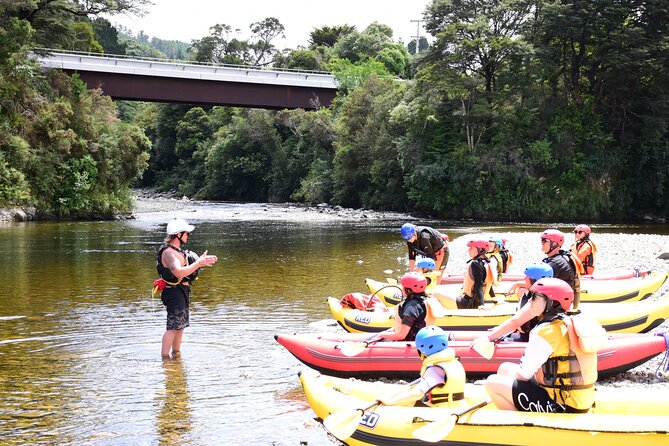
top-left (332, 75), bottom-right (407, 209)
top-left (309, 24), bottom-right (356, 49)
top-left (248, 17), bottom-right (285, 66)
top-left (190, 23), bottom-right (248, 64)
top-left (92, 17), bottom-right (126, 54)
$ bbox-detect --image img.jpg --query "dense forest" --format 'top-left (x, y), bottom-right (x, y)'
top-left (1, 0), bottom-right (668, 221)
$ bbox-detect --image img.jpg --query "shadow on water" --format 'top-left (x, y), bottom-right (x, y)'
top-left (0, 203), bottom-right (667, 445)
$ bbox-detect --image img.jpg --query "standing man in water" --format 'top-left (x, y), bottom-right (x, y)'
top-left (157, 218), bottom-right (218, 358)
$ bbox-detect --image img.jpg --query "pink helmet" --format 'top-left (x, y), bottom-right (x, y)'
top-left (467, 239), bottom-right (490, 250)
top-left (574, 224), bottom-right (591, 235)
top-left (400, 272), bottom-right (428, 293)
top-left (530, 278), bottom-right (574, 311)
top-left (540, 229), bottom-right (564, 247)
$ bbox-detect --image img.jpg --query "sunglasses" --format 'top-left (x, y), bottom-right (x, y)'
top-left (574, 230), bottom-right (584, 234)
top-left (541, 238), bottom-right (550, 243)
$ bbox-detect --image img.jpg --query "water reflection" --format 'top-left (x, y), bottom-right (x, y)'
top-left (157, 357), bottom-right (191, 446)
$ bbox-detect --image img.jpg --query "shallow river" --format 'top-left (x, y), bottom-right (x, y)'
top-left (1, 202), bottom-right (668, 445)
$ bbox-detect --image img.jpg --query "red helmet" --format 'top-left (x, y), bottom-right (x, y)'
top-left (400, 272), bottom-right (428, 293)
top-left (529, 278), bottom-right (574, 311)
top-left (467, 239), bottom-right (489, 250)
top-left (540, 229), bottom-right (564, 247)
top-left (574, 224), bottom-right (591, 235)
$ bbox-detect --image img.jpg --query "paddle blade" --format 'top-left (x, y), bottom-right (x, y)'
top-left (323, 401), bottom-right (380, 440)
top-left (340, 342), bottom-right (368, 357)
top-left (471, 338), bottom-right (495, 360)
top-left (323, 409), bottom-right (364, 440)
top-left (412, 414), bottom-right (457, 442)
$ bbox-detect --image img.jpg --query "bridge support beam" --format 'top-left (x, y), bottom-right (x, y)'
top-left (70, 71), bottom-right (336, 110)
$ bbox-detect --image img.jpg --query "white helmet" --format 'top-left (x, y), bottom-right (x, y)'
top-left (166, 218), bottom-right (194, 235)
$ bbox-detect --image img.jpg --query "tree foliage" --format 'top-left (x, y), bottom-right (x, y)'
top-left (0, 1), bottom-right (150, 217)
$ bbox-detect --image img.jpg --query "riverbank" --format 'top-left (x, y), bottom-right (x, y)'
top-left (130, 188), bottom-right (416, 221)
top-left (0, 207), bottom-right (37, 222)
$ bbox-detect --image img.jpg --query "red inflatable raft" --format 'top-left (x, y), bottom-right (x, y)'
top-left (275, 331), bottom-right (668, 380)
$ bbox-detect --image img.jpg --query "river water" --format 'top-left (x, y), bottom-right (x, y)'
top-left (1, 201), bottom-right (668, 445)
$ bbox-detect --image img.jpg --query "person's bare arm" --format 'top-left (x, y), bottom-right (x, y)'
top-left (163, 249), bottom-right (217, 281)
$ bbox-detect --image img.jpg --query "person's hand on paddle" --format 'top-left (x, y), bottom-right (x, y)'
top-left (197, 250), bottom-right (218, 267)
top-left (470, 335), bottom-right (495, 359)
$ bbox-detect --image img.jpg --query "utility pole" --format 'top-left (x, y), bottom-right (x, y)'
top-left (410, 19), bottom-right (423, 52)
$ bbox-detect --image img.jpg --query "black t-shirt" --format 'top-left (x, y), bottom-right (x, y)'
top-left (543, 251), bottom-right (577, 290)
top-left (398, 295), bottom-right (427, 341)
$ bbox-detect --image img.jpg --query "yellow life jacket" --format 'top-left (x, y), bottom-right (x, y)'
top-left (424, 271), bottom-right (441, 290)
top-left (461, 257), bottom-right (494, 301)
top-left (419, 348), bottom-right (467, 407)
top-left (534, 319), bottom-right (596, 411)
top-left (487, 251), bottom-right (503, 283)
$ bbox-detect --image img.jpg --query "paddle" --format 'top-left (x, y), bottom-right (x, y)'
top-left (323, 400), bottom-right (380, 440)
top-left (471, 336), bottom-right (496, 360)
top-left (411, 399), bottom-right (492, 443)
top-left (323, 378), bottom-right (421, 440)
top-left (340, 335), bottom-right (380, 357)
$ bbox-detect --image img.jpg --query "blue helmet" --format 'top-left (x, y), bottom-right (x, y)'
top-left (524, 263), bottom-right (554, 280)
top-left (415, 326), bottom-right (449, 357)
top-left (416, 257), bottom-right (435, 271)
top-left (488, 237), bottom-right (504, 249)
top-left (400, 223), bottom-right (416, 241)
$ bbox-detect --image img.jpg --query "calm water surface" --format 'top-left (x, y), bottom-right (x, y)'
top-left (1, 204), bottom-right (667, 445)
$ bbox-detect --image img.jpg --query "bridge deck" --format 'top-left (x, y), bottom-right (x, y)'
top-left (34, 51), bottom-right (338, 109)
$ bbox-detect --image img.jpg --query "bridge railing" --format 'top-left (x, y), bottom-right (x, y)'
top-left (32, 48), bottom-right (333, 76)
top-left (32, 48), bottom-right (338, 89)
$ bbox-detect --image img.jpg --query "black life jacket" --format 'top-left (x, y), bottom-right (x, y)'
top-left (410, 226), bottom-right (446, 258)
top-left (156, 244), bottom-right (200, 285)
top-left (397, 293), bottom-right (427, 341)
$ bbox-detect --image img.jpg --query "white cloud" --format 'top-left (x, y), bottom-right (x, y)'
top-left (109, 0), bottom-right (432, 49)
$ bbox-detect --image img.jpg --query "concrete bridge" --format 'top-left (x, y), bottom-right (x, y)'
top-left (34, 50), bottom-right (338, 110)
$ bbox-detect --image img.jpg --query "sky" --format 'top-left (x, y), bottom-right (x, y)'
top-left (108, 0), bottom-right (434, 49)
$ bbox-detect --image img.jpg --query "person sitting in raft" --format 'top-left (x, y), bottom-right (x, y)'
top-left (570, 224), bottom-right (598, 275)
top-left (434, 239), bottom-right (493, 310)
top-left (417, 257), bottom-right (436, 274)
top-left (400, 223), bottom-right (449, 279)
top-left (487, 237), bottom-right (504, 284)
top-left (499, 238), bottom-right (513, 273)
top-left (471, 263), bottom-right (554, 348)
top-left (484, 278), bottom-right (596, 413)
top-left (486, 237), bottom-right (504, 299)
top-left (541, 229), bottom-right (584, 309)
top-left (379, 326), bottom-right (466, 407)
top-left (416, 257), bottom-right (441, 289)
top-left (375, 272), bottom-right (430, 342)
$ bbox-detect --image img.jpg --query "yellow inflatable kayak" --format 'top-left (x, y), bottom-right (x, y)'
top-left (366, 271), bottom-right (668, 306)
top-left (327, 293), bottom-right (669, 334)
top-left (299, 369), bottom-right (669, 445)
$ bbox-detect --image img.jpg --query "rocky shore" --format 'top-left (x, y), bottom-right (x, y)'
top-left (130, 188), bottom-right (415, 221)
top-left (0, 207), bottom-right (37, 222)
